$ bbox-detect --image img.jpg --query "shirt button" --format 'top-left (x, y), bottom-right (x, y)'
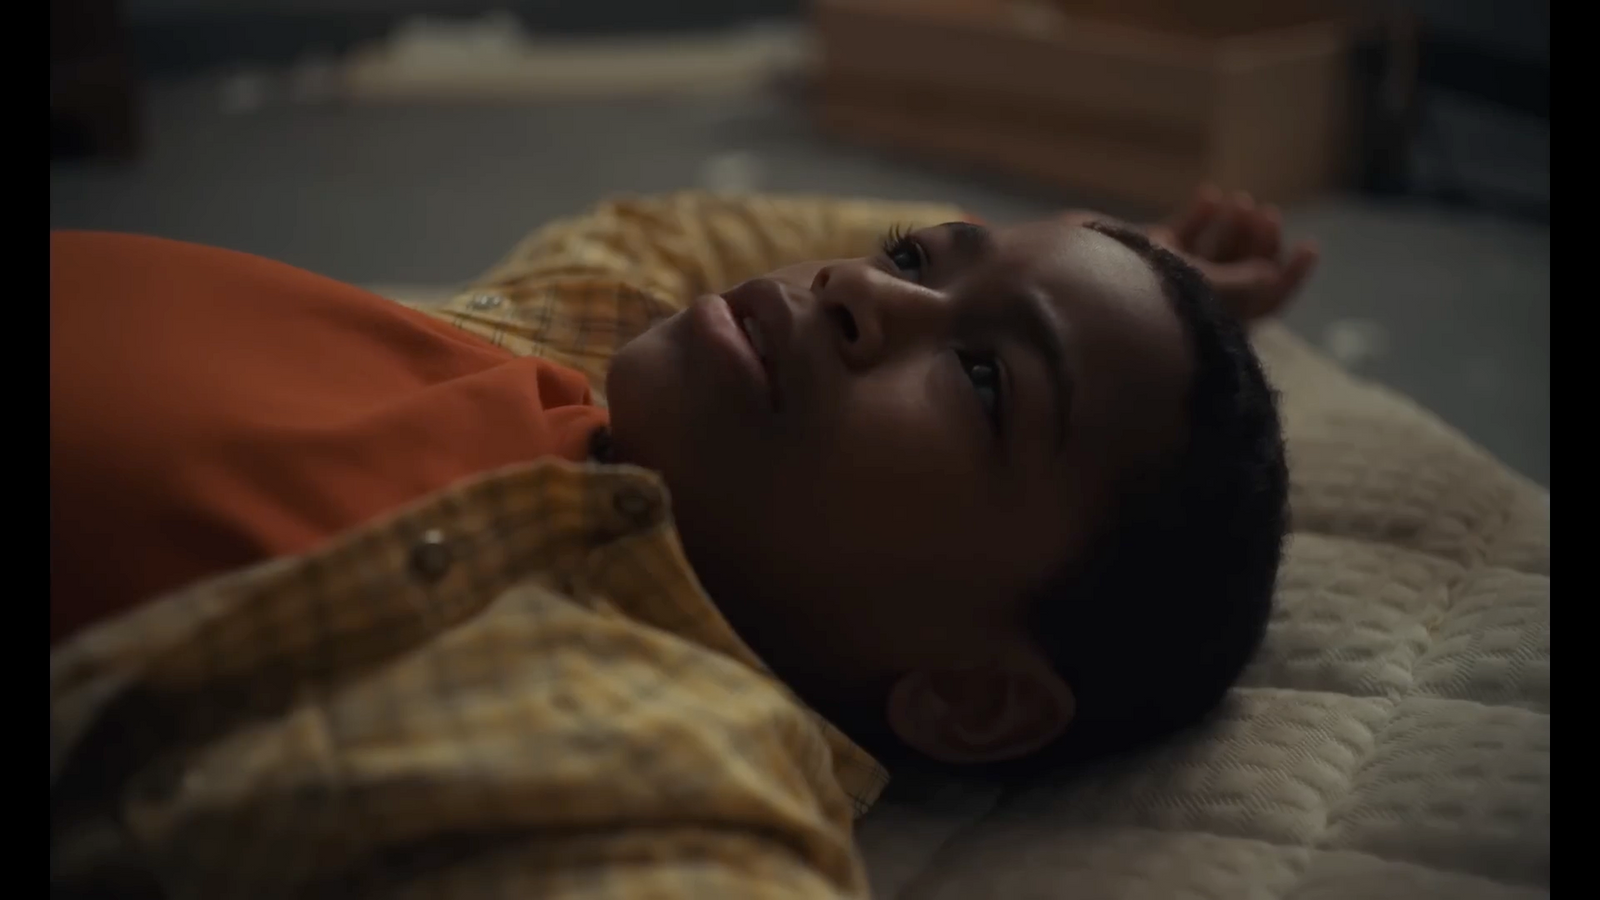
top-left (469, 293), bottom-right (505, 310)
top-left (612, 487), bottom-right (659, 528)
top-left (408, 529), bottom-right (454, 584)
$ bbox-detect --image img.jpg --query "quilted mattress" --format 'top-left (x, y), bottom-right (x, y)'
top-left (856, 323), bottom-right (1550, 899)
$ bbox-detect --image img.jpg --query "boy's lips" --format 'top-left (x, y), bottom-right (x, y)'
top-left (719, 277), bottom-right (795, 411)
top-left (687, 282), bottom-right (790, 412)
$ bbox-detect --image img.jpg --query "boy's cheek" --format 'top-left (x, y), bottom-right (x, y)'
top-left (776, 406), bottom-right (979, 531)
top-left (810, 364), bottom-right (981, 472)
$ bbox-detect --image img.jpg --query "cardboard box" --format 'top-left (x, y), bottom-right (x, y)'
top-left (813, 0), bottom-right (1363, 209)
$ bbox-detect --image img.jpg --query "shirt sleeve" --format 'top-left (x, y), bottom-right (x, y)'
top-left (400, 192), bottom-right (969, 398)
top-left (51, 576), bottom-right (871, 900)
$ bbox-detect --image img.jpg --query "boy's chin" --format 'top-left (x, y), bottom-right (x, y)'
top-left (609, 309), bottom-right (771, 449)
top-left (604, 330), bottom-right (680, 470)
top-left (607, 323), bottom-right (729, 476)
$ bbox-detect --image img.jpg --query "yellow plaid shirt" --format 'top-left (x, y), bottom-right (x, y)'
top-left (51, 193), bottom-right (966, 899)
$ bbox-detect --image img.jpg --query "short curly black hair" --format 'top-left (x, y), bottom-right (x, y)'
top-left (1024, 221), bottom-right (1289, 770)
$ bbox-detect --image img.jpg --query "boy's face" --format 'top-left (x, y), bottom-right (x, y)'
top-left (607, 217), bottom-right (1193, 762)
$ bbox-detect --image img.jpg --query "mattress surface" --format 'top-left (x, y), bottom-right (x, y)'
top-left (856, 323), bottom-right (1550, 899)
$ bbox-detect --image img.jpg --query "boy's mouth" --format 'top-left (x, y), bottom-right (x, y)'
top-left (729, 309), bottom-right (781, 412)
top-left (738, 316), bottom-right (769, 361)
top-left (721, 278), bottom-right (794, 412)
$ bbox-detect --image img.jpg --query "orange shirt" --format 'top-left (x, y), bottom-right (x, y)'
top-left (50, 232), bottom-right (608, 644)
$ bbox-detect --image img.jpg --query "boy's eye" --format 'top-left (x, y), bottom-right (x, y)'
top-left (957, 350), bottom-right (1004, 432)
top-left (880, 231), bottom-right (926, 282)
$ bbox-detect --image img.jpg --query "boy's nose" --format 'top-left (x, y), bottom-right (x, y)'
top-left (812, 260), bottom-right (938, 370)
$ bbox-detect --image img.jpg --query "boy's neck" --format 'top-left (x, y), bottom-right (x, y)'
top-left (592, 425), bottom-right (904, 760)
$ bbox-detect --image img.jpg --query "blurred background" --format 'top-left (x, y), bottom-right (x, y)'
top-left (51, 0), bottom-right (1548, 484)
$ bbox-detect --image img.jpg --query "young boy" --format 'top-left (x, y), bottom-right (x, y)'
top-left (51, 189), bottom-right (1314, 897)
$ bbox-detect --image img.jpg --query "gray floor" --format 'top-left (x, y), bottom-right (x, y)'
top-left (51, 78), bottom-right (1549, 485)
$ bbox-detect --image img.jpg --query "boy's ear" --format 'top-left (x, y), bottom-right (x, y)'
top-left (885, 644), bottom-right (1075, 765)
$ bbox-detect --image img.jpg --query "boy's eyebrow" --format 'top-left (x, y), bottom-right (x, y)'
top-left (1006, 288), bottom-right (1074, 456)
top-left (943, 218), bottom-right (1079, 452)
top-left (964, 285), bottom-right (1072, 457)
top-left (940, 221), bottom-right (994, 258)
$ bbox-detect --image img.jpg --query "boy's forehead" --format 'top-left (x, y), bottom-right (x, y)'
top-left (987, 218), bottom-right (1191, 436)
top-left (992, 216), bottom-right (1126, 259)
top-left (986, 219), bottom-right (1167, 316)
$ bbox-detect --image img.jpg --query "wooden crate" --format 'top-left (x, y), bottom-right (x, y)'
top-left (813, 0), bottom-right (1364, 209)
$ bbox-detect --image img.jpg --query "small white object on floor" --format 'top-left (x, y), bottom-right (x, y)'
top-left (340, 18), bottom-right (812, 102)
top-left (381, 11), bottom-right (530, 71)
